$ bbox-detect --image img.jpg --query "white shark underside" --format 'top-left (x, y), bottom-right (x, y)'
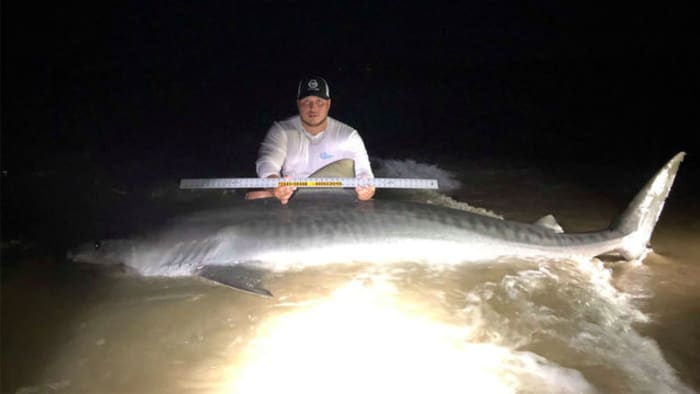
top-left (69, 153), bottom-right (686, 297)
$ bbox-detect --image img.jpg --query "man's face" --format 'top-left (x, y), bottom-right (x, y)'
top-left (297, 96), bottom-right (331, 129)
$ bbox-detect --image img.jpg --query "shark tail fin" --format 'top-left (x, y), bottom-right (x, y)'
top-left (609, 152), bottom-right (685, 259)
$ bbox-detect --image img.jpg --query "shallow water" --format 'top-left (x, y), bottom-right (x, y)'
top-left (2, 159), bottom-right (698, 393)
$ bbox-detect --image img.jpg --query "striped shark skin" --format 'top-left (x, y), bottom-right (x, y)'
top-left (68, 153), bottom-right (686, 297)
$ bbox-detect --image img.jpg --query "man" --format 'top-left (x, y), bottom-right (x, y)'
top-left (255, 76), bottom-right (375, 204)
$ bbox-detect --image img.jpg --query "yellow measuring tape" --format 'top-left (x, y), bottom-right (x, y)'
top-left (278, 181), bottom-right (344, 187)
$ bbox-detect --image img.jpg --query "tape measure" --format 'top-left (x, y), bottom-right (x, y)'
top-left (179, 177), bottom-right (439, 190)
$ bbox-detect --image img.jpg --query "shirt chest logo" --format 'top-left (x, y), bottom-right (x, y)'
top-left (320, 152), bottom-right (334, 160)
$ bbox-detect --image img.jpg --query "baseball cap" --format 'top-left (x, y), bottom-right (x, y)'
top-left (297, 76), bottom-right (330, 100)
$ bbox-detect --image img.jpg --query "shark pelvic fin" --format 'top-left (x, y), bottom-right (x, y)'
top-left (533, 214), bottom-right (564, 233)
top-left (196, 265), bottom-right (273, 297)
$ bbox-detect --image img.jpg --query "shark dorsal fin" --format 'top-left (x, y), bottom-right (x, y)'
top-left (293, 159), bottom-right (357, 200)
top-left (534, 214), bottom-right (564, 233)
top-left (309, 159), bottom-right (356, 178)
top-left (245, 159), bottom-right (356, 201)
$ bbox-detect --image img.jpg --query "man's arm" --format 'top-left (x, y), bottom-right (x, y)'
top-left (347, 131), bottom-right (375, 200)
top-left (267, 174), bottom-right (296, 205)
top-left (256, 123), bottom-right (287, 178)
top-left (347, 130), bottom-right (374, 178)
top-left (254, 123), bottom-right (297, 204)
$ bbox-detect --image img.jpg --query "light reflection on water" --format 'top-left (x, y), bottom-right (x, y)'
top-left (3, 254), bottom-right (698, 394)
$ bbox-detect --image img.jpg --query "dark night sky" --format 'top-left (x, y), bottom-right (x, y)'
top-left (1, 2), bottom-right (698, 251)
top-left (2, 2), bottom-right (698, 178)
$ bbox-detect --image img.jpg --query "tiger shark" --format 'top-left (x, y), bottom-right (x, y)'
top-left (69, 152), bottom-right (686, 297)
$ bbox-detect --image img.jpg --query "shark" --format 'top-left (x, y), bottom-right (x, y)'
top-left (69, 152), bottom-right (686, 297)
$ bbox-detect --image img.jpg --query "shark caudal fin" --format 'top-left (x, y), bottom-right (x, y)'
top-left (609, 152), bottom-right (685, 259)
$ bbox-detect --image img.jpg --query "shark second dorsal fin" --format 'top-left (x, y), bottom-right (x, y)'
top-left (534, 214), bottom-right (564, 233)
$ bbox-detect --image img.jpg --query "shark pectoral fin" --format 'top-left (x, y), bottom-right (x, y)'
top-left (196, 265), bottom-right (273, 297)
top-left (534, 214), bottom-right (564, 233)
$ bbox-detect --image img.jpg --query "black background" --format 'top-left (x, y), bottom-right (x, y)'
top-left (2, 2), bottom-right (698, 251)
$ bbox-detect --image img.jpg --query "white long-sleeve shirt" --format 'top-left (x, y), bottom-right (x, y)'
top-left (256, 115), bottom-right (374, 179)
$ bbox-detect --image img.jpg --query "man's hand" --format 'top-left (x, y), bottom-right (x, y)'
top-left (268, 175), bottom-right (296, 205)
top-left (355, 176), bottom-right (375, 201)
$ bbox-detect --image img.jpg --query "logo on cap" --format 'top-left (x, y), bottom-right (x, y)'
top-left (297, 76), bottom-right (329, 99)
top-left (308, 80), bottom-right (319, 90)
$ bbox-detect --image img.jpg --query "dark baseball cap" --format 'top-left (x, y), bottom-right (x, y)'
top-left (297, 76), bottom-right (330, 100)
